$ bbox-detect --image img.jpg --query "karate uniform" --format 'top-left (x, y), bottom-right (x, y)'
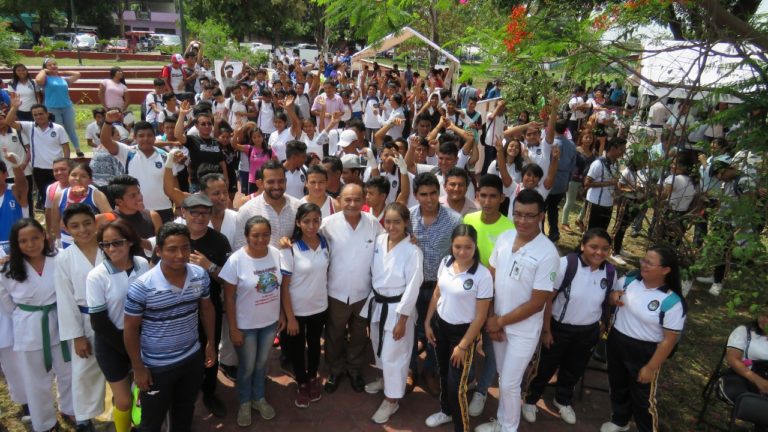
top-left (362, 234), bottom-right (423, 399)
top-left (55, 246), bottom-right (105, 421)
top-left (0, 257), bottom-right (74, 432)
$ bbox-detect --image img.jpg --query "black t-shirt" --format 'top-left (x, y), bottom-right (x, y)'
top-left (184, 135), bottom-right (224, 183)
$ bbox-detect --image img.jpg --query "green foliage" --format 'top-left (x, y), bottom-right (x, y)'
top-left (0, 22), bottom-right (20, 67)
top-left (185, 17), bottom-right (269, 66)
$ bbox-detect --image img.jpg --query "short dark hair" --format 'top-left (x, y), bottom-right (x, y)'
top-left (133, 121), bottom-right (155, 135)
top-left (413, 172), bottom-right (440, 194)
top-left (322, 156), bottom-right (342, 173)
top-left (438, 141), bottom-right (459, 157)
top-left (30, 103), bottom-right (47, 113)
top-left (554, 119), bottom-right (568, 134)
top-left (514, 188), bottom-right (545, 212)
top-left (522, 163), bottom-right (544, 179)
top-left (197, 163), bottom-right (222, 181)
top-left (606, 137), bottom-right (627, 151)
top-left (346, 118), bottom-right (365, 133)
top-left (62, 202), bottom-right (96, 226)
top-left (153, 78), bottom-right (165, 87)
top-left (260, 159), bottom-right (286, 179)
top-left (156, 223), bottom-right (191, 249)
top-left (306, 164), bottom-right (328, 180)
top-left (391, 93), bottom-right (404, 106)
top-left (365, 176), bottom-right (390, 196)
top-left (108, 175), bottom-right (140, 201)
top-left (477, 174), bottom-right (503, 194)
top-left (444, 167), bottom-right (469, 186)
top-left (200, 172), bottom-right (226, 191)
top-left (285, 140), bottom-right (307, 159)
top-left (92, 107), bottom-right (106, 117)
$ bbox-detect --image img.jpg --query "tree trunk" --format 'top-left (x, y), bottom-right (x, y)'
top-left (428, 0), bottom-right (439, 66)
top-left (666, 4), bottom-right (685, 41)
top-left (699, 0), bottom-right (768, 53)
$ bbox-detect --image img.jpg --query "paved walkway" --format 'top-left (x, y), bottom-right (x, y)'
top-left (188, 348), bottom-right (617, 432)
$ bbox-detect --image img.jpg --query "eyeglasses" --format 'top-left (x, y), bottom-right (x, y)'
top-left (640, 259), bottom-right (664, 267)
top-left (198, 122), bottom-right (213, 127)
top-left (187, 209), bottom-right (212, 217)
top-left (99, 239), bottom-right (128, 249)
top-left (512, 211), bottom-right (541, 221)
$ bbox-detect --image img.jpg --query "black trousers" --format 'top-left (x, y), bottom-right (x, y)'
top-left (586, 202), bottom-right (613, 231)
top-left (606, 330), bottom-right (660, 432)
top-left (612, 198), bottom-right (640, 253)
top-left (434, 315), bottom-right (474, 432)
top-left (284, 311), bottom-right (326, 385)
top-left (139, 350), bottom-right (204, 432)
top-left (199, 292), bottom-right (223, 396)
top-left (525, 320), bottom-right (600, 406)
top-left (544, 193), bottom-right (565, 242)
top-left (32, 167), bottom-right (54, 209)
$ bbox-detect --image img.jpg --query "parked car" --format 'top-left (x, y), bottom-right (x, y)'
top-left (74, 33), bottom-right (97, 51)
top-left (106, 39), bottom-right (129, 53)
top-left (151, 33), bottom-right (181, 48)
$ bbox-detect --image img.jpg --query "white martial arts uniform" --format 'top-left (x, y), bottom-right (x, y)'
top-left (0, 257), bottom-right (74, 432)
top-left (55, 246), bottom-right (105, 421)
top-left (362, 234), bottom-right (423, 399)
top-left (489, 230), bottom-right (559, 432)
top-left (0, 242), bottom-right (26, 405)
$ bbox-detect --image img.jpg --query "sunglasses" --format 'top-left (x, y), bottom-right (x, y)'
top-left (99, 239), bottom-right (128, 249)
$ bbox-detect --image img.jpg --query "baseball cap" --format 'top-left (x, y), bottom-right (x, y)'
top-left (171, 53), bottom-right (185, 64)
top-left (182, 193), bottom-right (213, 209)
top-left (338, 130), bottom-right (357, 148)
top-left (341, 154), bottom-right (361, 169)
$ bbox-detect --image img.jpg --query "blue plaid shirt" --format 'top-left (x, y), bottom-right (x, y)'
top-left (410, 204), bottom-right (461, 282)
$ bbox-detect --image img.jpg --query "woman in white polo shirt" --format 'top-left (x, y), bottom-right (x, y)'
top-left (280, 203), bottom-right (330, 408)
top-left (601, 246), bottom-right (687, 432)
top-left (86, 220), bottom-right (149, 432)
top-left (423, 224), bottom-right (492, 432)
top-left (220, 216), bottom-right (284, 427)
top-left (523, 228), bottom-right (618, 426)
top-left (362, 202), bottom-right (423, 425)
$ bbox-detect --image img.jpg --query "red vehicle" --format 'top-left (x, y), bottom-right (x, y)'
top-left (125, 31), bottom-right (155, 53)
top-left (106, 39), bottom-right (129, 53)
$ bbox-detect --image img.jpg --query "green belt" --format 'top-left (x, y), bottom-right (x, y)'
top-left (17, 303), bottom-right (72, 372)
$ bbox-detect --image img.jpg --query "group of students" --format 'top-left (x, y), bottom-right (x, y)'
top-left (0, 48), bottom-right (726, 432)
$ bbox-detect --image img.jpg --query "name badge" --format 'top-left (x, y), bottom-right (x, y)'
top-left (509, 260), bottom-right (523, 280)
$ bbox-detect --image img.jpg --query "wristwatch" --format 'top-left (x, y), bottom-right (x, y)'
top-left (208, 263), bottom-right (220, 274)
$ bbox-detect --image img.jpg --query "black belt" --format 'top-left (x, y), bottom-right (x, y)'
top-left (368, 290), bottom-right (403, 357)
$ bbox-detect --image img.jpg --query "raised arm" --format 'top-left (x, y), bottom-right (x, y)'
top-left (100, 110), bottom-right (123, 155)
top-left (494, 137), bottom-right (514, 188)
top-left (545, 96), bottom-right (558, 145)
top-left (163, 150), bottom-right (190, 206)
top-left (542, 146), bottom-right (560, 190)
top-left (394, 155), bottom-right (410, 205)
top-left (174, 101), bottom-right (192, 145)
top-left (284, 95), bottom-right (302, 138)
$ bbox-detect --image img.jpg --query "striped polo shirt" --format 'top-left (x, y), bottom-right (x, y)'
top-left (124, 263), bottom-right (210, 368)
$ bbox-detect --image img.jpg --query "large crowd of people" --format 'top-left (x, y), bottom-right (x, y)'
top-left (0, 36), bottom-right (765, 432)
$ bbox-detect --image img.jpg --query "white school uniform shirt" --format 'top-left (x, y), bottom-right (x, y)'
top-left (299, 196), bottom-right (336, 218)
top-left (586, 158), bottom-right (618, 207)
top-left (321, 211), bottom-right (384, 305)
top-left (19, 121), bottom-right (69, 169)
top-left (218, 209), bottom-right (238, 247)
top-left (362, 166), bottom-right (413, 205)
top-left (219, 246), bottom-right (282, 330)
top-left (525, 140), bottom-right (552, 179)
top-left (487, 160), bottom-right (522, 197)
top-left (436, 257), bottom-right (494, 325)
top-left (301, 131), bottom-right (330, 158)
top-left (226, 98), bottom-right (249, 129)
top-left (383, 107), bottom-right (406, 139)
top-left (363, 98), bottom-right (382, 129)
top-left (568, 96), bottom-right (587, 121)
top-left (0, 128), bottom-right (33, 178)
top-left (127, 149), bottom-right (179, 211)
top-left (0, 248), bottom-right (11, 349)
top-left (664, 174), bottom-right (696, 211)
top-left (489, 230), bottom-right (559, 337)
top-left (0, 257), bottom-right (62, 351)
top-left (86, 257), bottom-right (150, 329)
top-left (551, 256), bottom-right (620, 326)
top-left (256, 102), bottom-right (277, 135)
top-left (55, 245), bottom-right (105, 341)
top-left (728, 325), bottom-right (768, 362)
top-left (613, 278), bottom-right (685, 343)
top-left (270, 128), bottom-right (296, 161)
top-left (361, 234), bottom-right (423, 330)
top-left (280, 237), bottom-right (330, 317)
top-left (8, 80), bottom-right (38, 112)
top-left (285, 165), bottom-right (307, 199)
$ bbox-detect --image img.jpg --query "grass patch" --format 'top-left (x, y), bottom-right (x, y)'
top-left (20, 56), bottom-right (166, 68)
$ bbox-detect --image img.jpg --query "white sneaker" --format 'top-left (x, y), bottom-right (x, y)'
top-left (697, 275), bottom-right (715, 284)
top-left (709, 283), bottom-right (723, 296)
top-left (610, 254), bottom-right (627, 266)
top-left (521, 403), bottom-right (537, 423)
top-left (425, 411), bottom-right (453, 427)
top-left (468, 391), bottom-right (487, 417)
top-left (681, 280), bottom-right (693, 297)
top-left (475, 419), bottom-right (502, 432)
top-left (552, 399), bottom-right (576, 424)
top-left (600, 421), bottom-right (630, 432)
top-left (372, 400), bottom-right (399, 424)
top-left (365, 377), bottom-right (384, 394)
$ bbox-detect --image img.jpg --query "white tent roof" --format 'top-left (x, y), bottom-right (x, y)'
top-left (352, 26), bottom-right (461, 90)
top-left (631, 40), bottom-right (762, 103)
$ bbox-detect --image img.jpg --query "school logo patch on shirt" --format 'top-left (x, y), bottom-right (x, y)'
top-left (11, 136), bottom-right (17, 142)
top-left (300, 174), bottom-right (306, 183)
top-left (155, 161), bottom-right (163, 168)
top-left (392, 180), bottom-right (398, 188)
top-left (647, 300), bottom-right (660, 311)
top-left (463, 279), bottom-right (474, 290)
top-left (51, 131), bottom-right (57, 138)
top-left (600, 278), bottom-right (609, 290)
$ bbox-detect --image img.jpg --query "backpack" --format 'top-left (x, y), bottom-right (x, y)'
top-left (559, 99), bottom-right (573, 120)
top-left (556, 253), bottom-right (616, 328)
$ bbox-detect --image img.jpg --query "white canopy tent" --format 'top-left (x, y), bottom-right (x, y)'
top-left (630, 40), bottom-right (762, 103)
top-left (351, 26), bottom-right (461, 92)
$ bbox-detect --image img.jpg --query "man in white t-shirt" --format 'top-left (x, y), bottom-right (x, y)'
top-left (584, 138), bottom-right (626, 231)
top-left (647, 97), bottom-right (672, 130)
top-left (477, 189), bottom-right (559, 432)
top-left (566, 85), bottom-right (589, 137)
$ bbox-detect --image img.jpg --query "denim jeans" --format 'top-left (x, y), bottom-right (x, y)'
top-left (48, 105), bottom-right (81, 151)
top-left (234, 322), bottom-right (277, 404)
top-left (411, 281), bottom-right (437, 373)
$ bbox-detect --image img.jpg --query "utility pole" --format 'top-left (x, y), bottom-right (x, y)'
top-left (71, 0), bottom-right (82, 65)
top-left (178, 0), bottom-right (186, 51)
